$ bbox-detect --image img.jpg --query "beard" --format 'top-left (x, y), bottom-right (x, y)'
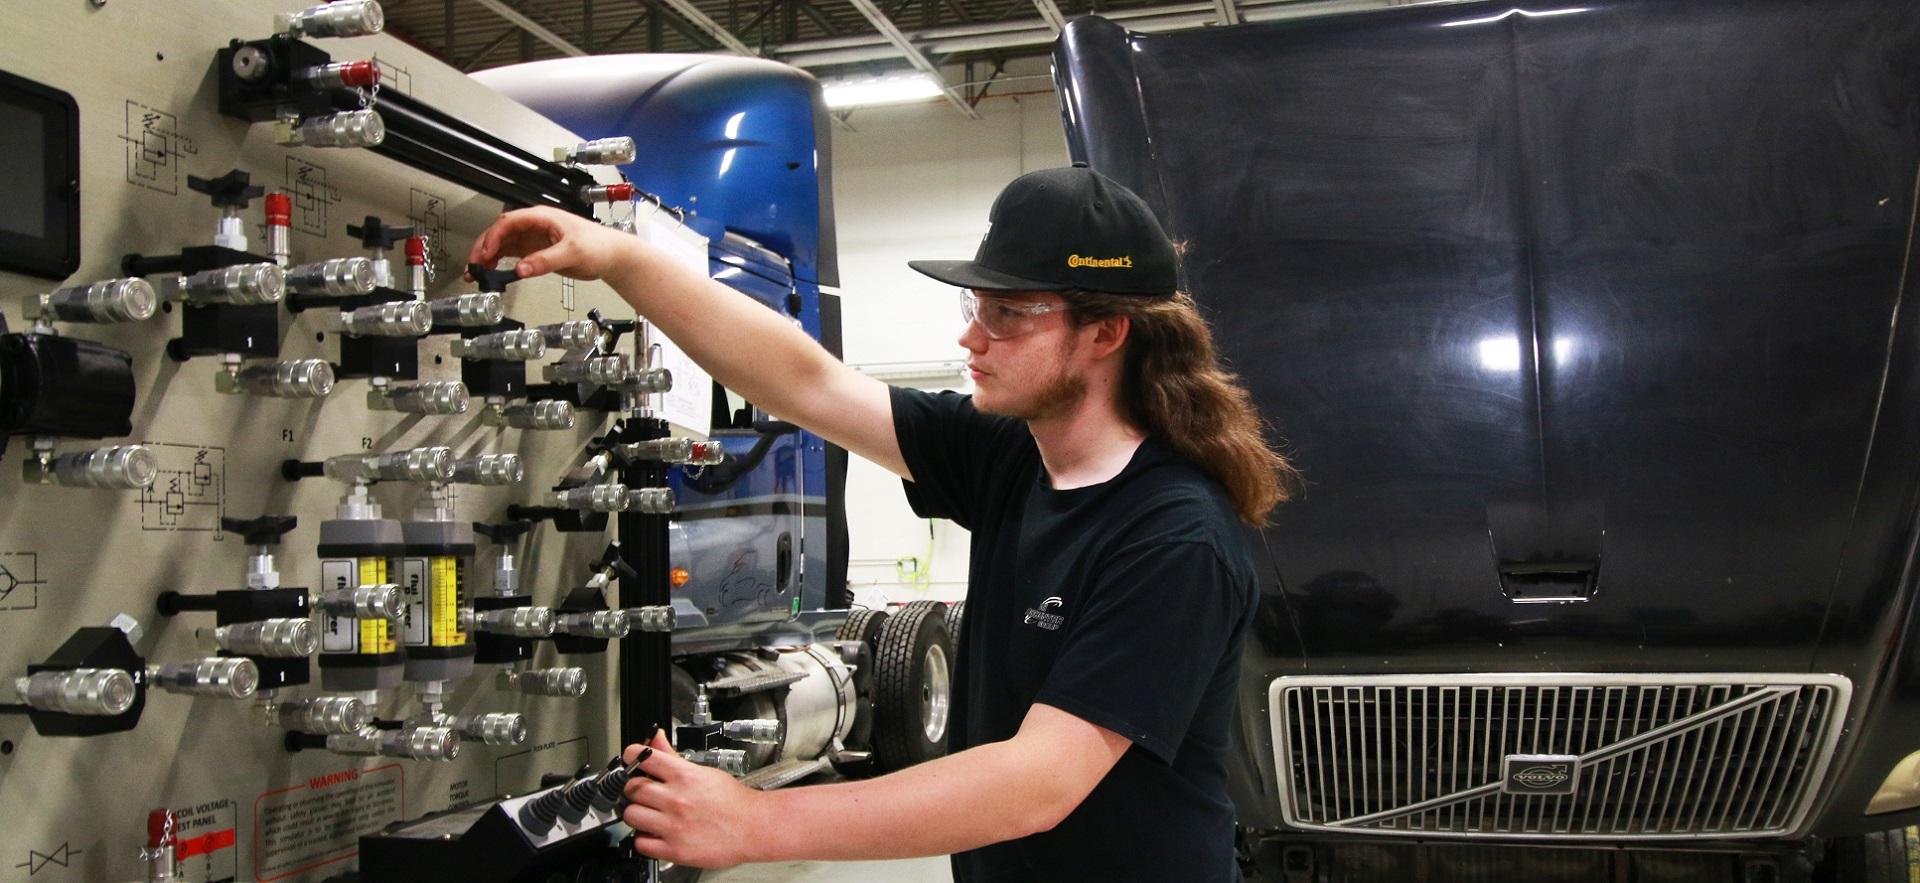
top-left (978, 360), bottom-right (1087, 421)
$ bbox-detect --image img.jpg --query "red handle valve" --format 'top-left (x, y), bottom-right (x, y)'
top-left (265, 192), bottom-right (292, 228)
top-left (340, 60), bottom-right (381, 89)
top-left (147, 808), bottom-right (177, 850)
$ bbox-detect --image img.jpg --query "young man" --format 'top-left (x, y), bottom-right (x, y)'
top-left (467, 164), bottom-right (1292, 881)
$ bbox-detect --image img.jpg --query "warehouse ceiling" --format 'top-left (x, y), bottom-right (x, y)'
top-left (382, 0), bottom-right (1428, 111)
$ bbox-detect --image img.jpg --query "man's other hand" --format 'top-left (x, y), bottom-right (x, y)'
top-left (467, 206), bottom-right (638, 283)
top-left (621, 731), bottom-right (768, 869)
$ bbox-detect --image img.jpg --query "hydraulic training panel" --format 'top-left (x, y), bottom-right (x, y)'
top-left (0, 3), bottom-right (713, 880)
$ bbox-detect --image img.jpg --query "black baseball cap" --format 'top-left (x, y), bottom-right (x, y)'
top-left (908, 163), bottom-right (1178, 297)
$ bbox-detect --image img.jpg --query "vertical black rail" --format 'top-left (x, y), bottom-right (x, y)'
top-left (617, 416), bottom-right (672, 748)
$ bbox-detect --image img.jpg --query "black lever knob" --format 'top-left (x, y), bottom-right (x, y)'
top-left (346, 216), bottom-right (416, 251)
top-left (593, 542), bottom-right (640, 583)
top-left (467, 263), bottom-right (521, 294)
top-left (220, 514), bottom-right (299, 546)
top-left (475, 520), bottom-right (535, 544)
top-left (188, 169), bottom-right (265, 210)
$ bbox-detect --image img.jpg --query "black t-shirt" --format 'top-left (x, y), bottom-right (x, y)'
top-left (889, 387), bottom-right (1258, 883)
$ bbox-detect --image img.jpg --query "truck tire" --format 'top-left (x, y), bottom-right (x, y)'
top-left (871, 600), bottom-right (953, 773)
top-left (944, 600), bottom-right (965, 646)
top-left (1819, 826), bottom-right (1917, 883)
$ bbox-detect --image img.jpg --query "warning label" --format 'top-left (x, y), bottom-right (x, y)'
top-left (253, 765), bottom-right (404, 881)
top-left (169, 796), bottom-right (238, 882)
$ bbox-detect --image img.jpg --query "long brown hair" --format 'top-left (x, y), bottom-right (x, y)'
top-left (1064, 289), bottom-right (1297, 526)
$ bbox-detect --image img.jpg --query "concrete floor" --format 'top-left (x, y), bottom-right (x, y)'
top-left (706, 856), bottom-right (952, 882)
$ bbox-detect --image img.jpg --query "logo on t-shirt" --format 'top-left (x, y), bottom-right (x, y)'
top-left (1022, 596), bottom-right (1065, 631)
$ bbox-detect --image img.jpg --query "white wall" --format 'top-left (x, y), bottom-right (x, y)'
top-left (826, 81), bottom-right (1069, 609)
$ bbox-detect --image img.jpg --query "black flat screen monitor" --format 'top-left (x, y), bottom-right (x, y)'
top-left (0, 69), bottom-right (79, 280)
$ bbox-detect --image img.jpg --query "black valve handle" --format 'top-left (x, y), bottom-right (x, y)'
top-left (188, 168), bottom-right (265, 209)
top-left (219, 515), bottom-right (299, 546)
top-left (466, 263), bottom-right (521, 293)
top-left (475, 520), bottom-right (535, 544)
top-left (346, 216), bottom-right (416, 251)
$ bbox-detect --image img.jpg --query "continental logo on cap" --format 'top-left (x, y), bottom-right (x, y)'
top-left (1067, 254), bottom-right (1133, 269)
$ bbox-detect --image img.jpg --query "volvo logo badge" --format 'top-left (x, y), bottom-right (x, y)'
top-left (1502, 754), bottom-right (1579, 795)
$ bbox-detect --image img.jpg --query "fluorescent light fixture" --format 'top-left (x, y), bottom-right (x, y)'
top-left (1442, 7), bottom-right (1590, 27)
top-left (821, 73), bottom-right (944, 109)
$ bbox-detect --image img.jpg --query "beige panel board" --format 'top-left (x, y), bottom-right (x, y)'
top-left (0, 3), bottom-right (683, 880)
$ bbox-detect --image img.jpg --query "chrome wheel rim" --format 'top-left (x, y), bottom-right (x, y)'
top-left (921, 642), bottom-right (951, 743)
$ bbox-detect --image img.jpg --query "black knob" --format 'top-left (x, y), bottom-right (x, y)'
top-left (281, 459), bottom-right (326, 482)
top-left (220, 515), bottom-right (299, 546)
top-left (467, 263), bottom-right (520, 294)
top-left (594, 543), bottom-right (639, 583)
top-left (188, 169), bottom-right (265, 210)
top-left (475, 520), bottom-right (535, 544)
top-left (346, 216), bottom-right (416, 251)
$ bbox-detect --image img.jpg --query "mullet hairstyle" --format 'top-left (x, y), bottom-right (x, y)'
top-left (1062, 289), bottom-right (1297, 526)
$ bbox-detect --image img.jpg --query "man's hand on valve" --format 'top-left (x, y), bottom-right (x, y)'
top-left (621, 731), bottom-right (768, 870)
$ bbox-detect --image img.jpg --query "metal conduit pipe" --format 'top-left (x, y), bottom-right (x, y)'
top-left (775, 0), bottom-right (1407, 68)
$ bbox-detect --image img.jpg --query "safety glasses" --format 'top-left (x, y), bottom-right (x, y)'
top-left (959, 290), bottom-right (1071, 340)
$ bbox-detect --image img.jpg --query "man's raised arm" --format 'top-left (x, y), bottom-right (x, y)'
top-left (469, 207), bottom-right (908, 479)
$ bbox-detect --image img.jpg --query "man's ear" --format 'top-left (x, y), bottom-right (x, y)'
top-left (1086, 314), bottom-right (1131, 361)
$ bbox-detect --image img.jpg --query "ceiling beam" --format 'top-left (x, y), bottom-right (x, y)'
top-left (842, 0), bottom-right (981, 119)
top-left (472, 0), bottom-right (591, 55)
top-left (600, 10), bottom-right (654, 48)
top-left (651, 0), bottom-right (761, 53)
top-left (460, 26), bottom-right (523, 70)
top-left (1032, 0), bottom-right (1067, 32)
top-left (1212, 0), bottom-right (1241, 25)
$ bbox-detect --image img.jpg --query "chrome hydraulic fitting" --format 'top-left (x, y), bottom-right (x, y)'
top-left (722, 718), bottom-right (782, 744)
top-left (624, 605), bottom-right (676, 634)
top-left (428, 293), bottom-right (505, 329)
top-left (13, 669), bottom-right (136, 716)
top-left (551, 484), bottom-right (630, 513)
top-left (24, 443), bottom-right (158, 489)
top-left (368, 381), bottom-right (470, 415)
top-left (452, 328), bottom-right (545, 361)
top-left (263, 695), bottom-right (370, 734)
top-left (216, 358), bottom-right (335, 398)
top-left (277, 0), bottom-right (385, 38)
top-left (485, 400), bottom-right (576, 430)
top-left (618, 438), bottom-right (724, 466)
top-left (451, 712), bottom-right (527, 746)
top-left (683, 748), bottom-right (748, 776)
top-left (498, 667), bottom-right (588, 698)
top-left (554, 609), bottom-right (630, 640)
top-left (315, 447), bottom-right (455, 485)
top-left (537, 320), bottom-right (598, 352)
top-left (467, 606), bottom-right (556, 638)
top-left (176, 264), bottom-right (285, 306)
top-left (333, 301), bottom-right (431, 337)
top-left (285, 257), bottom-right (377, 298)
top-left (555, 138), bottom-right (636, 166)
top-left (26, 278), bottom-right (158, 324)
top-left (452, 454), bottom-right (525, 486)
top-left (625, 487), bottom-right (675, 514)
top-left (201, 618), bottom-right (317, 658)
top-left (315, 584), bottom-right (404, 623)
top-left (147, 658), bottom-right (259, 700)
top-left (544, 355), bottom-right (628, 386)
top-left (323, 725), bottom-right (461, 761)
top-left (613, 368), bottom-right (673, 395)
